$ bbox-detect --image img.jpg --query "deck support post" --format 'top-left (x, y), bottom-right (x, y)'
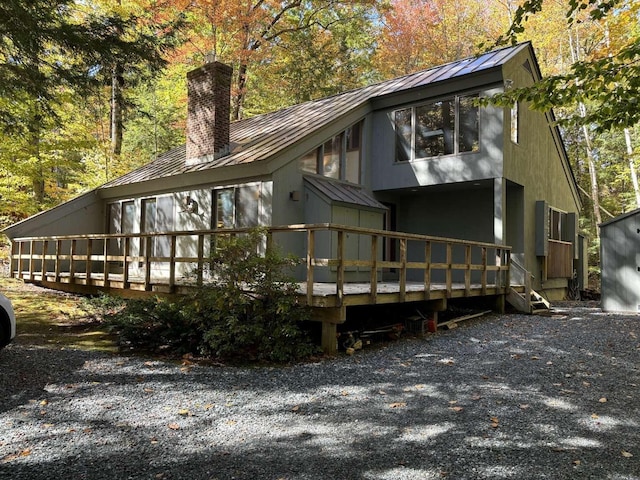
top-left (494, 294), bottom-right (506, 314)
top-left (311, 305), bottom-right (346, 355)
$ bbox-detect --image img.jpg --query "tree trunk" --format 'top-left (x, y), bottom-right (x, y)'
top-left (624, 128), bottom-right (640, 209)
top-left (110, 64), bottom-right (124, 157)
top-left (232, 62), bottom-right (247, 121)
top-left (579, 102), bottom-right (602, 232)
top-left (28, 106), bottom-right (45, 205)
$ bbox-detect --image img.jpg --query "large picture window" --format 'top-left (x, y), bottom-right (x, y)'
top-left (299, 120), bottom-right (362, 184)
top-left (394, 94), bottom-right (479, 162)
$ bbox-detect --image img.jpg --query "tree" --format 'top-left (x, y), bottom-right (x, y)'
top-left (0, 0), bottom-right (180, 208)
top-left (373, 0), bottom-right (507, 77)
top-left (486, 0), bottom-right (640, 131)
top-left (174, 0), bottom-right (383, 120)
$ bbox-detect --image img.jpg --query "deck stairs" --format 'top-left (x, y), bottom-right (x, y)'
top-left (507, 260), bottom-right (551, 315)
top-left (507, 287), bottom-right (551, 315)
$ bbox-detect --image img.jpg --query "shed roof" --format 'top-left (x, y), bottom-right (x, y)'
top-left (102, 43), bottom-right (530, 189)
top-left (599, 207), bottom-right (640, 228)
top-left (304, 176), bottom-right (387, 210)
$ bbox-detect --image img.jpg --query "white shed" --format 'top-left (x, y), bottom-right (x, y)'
top-left (600, 208), bottom-right (640, 313)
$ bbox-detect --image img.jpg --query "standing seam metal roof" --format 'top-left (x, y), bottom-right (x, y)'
top-left (101, 43), bottom-right (528, 189)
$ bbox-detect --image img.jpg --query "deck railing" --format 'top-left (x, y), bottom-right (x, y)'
top-left (10, 224), bottom-right (511, 305)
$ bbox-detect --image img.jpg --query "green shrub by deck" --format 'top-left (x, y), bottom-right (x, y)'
top-left (96, 229), bottom-right (318, 362)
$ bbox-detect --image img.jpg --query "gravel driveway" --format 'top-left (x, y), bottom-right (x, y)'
top-left (1, 303), bottom-right (639, 479)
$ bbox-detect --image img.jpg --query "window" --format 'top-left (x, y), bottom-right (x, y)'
top-left (214, 185), bottom-right (260, 229)
top-left (298, 120), bottom-right (362, 183)
top-left (393, 94), bottom-right (479, 162)
top-left (549, 208), bottom-right (564, 241)
top-left (510, 102), bottom-right (519, 144)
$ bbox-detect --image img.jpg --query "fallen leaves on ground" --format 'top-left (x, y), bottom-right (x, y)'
top-left (389, 402), bottom-right (407, 408)
top-left (1, 449), bottom-right (32, 463)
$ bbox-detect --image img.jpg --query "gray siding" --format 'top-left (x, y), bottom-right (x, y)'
top-left (601, 210), bottom-right (640, 313)
top-left (369, 88), bottom-right (503, 192)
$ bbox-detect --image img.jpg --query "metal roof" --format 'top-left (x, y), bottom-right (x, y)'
top-left (599, 207), bottom-right (640, 228)
top-left (102, 43), bottom-right (529, 189)
top-left (304, 175), bottom-right (387, 210)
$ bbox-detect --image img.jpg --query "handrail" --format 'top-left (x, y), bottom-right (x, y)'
top-left (9, 224), bottom-right (512, 305)
top-left (510, 258), bottom-right (532, 312)
top-left (11, 223), bottom-right (510, 249)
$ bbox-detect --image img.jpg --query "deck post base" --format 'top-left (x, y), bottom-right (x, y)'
top-left (311, 306), bottom-right (346, 355)
top-left (494, 294), bottom-right (506, 314)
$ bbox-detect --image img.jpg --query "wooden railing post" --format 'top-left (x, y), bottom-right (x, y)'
top-left (144, 236), bottom-right (152, 290)
top-left (504, 249), bottom-right (511, 291)
top-left (464, 244), bottom-right (472, 295)
top-left (423, 241), bottom-right (431, 300)
top-left (54, 240), bottom-right (61, 282)
top-left (103, 238), bottom-right (110, 287)
top-left (16, 241), bottom-right (23, 279)
top-left (197, 234), bottom-right (204, 286)
top-left (445, 242), bottom-right (452, 296)
top-left (69, 239), bottom-right (76, 283)
top-left (306, 229), bottom-right (315, 306)
top-left (369, 235), bottom-right (378, 303)
top-left (336, 229), bottom-right (345, 306)
top-left (28, 240), bottom-right (35, 280)
top-left (41, 240), bottom-right (48, 280)
top-left (481, 247), bottom-right (487, 295)
top-left (399, 238), bottom-right (407, 302)
top-left (169, 235), bottom-right (176, 290)
top-left (123, 237), bottom-right (130, 287)
top-left (86, 239), bottom-right (93, 281)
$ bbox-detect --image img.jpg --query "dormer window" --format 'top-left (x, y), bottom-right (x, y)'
top-left (394, 94), bottom-right (479, 162)
top-left (299, 120), bottom-right (362, 184)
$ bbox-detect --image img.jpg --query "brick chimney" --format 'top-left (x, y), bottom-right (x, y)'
top-left (186, 61), bottom-right (233, 163)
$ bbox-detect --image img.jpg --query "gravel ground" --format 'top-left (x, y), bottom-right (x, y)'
top-left (1, 303), bottom-right (639, 480)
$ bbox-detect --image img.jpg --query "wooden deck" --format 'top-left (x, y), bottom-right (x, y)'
top-left (9, 224), bottom-right (512, 353)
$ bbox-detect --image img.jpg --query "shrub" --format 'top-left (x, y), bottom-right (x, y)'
top-left (95, 228), bottom-right (319, 362)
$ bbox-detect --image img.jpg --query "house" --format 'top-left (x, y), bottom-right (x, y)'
top-left (600, 208), bottom-right (640, 313)
top-left (3, 42), bottom-right (581, 307)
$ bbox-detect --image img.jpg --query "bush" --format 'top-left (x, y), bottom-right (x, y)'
top-left (95, 228), bottom-right (319, 362)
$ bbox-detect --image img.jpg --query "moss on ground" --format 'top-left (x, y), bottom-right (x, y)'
top-left (0, 277), bottom-right (118, 352)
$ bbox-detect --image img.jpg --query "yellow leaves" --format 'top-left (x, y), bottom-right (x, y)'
top-left (389, 402), bottom-right (407, 409)
top-left (490, 416), bottom-right (500, 428)
top-left (177, 409), bottom-right (191, 416)
top-left (1, 449), bottom-right (31, 463)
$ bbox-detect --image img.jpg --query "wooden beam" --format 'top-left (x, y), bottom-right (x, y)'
top-left (311, 306), bottom-right (346, 356)
top-left (369, 235), bottom-right (378, 304)
top-left (399, 238), bottom-right (407, 302)
top-left (306, 229), bottom-right (314, 306)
